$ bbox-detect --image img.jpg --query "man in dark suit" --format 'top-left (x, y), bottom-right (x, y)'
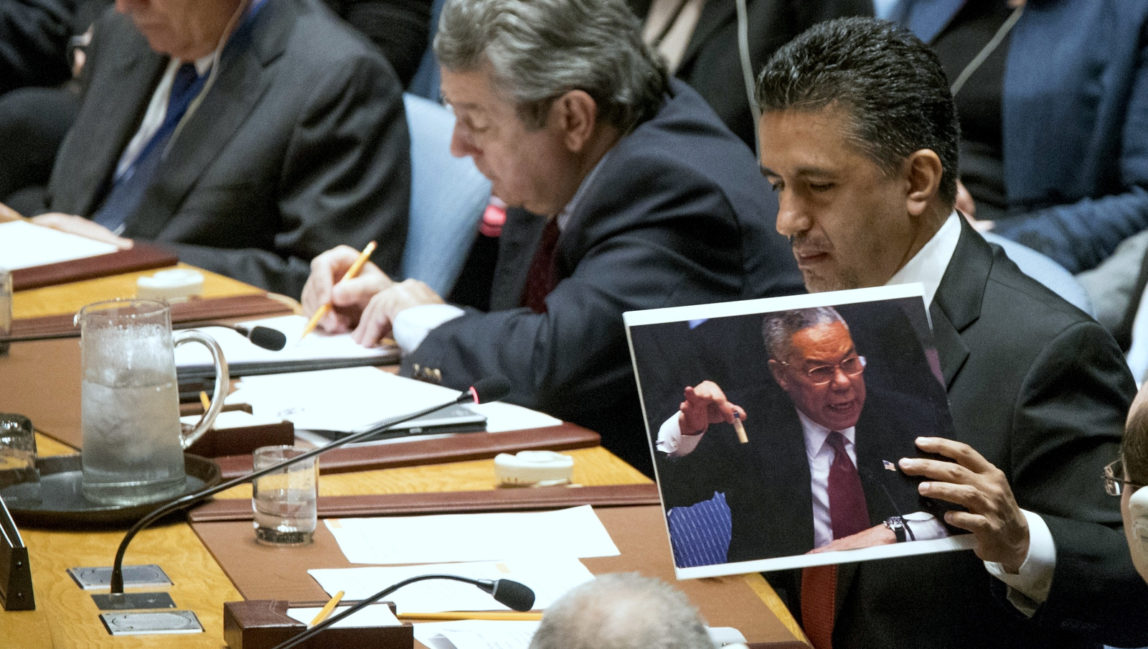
top-left (743, 17), bottom-right (1148, 648)
top-left (301, 0), bottom-right (802, 475)
top-left (628, 0), bottom-right (871, 150)
top-left (656, 306), bottom-right (954, 562)
top-left (28, 0), bottom-right (409, 296)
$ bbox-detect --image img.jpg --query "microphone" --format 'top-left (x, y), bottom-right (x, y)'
top-left (271, 574), bottom-right (535, 649)
top-left (100, 377), bottom-right (511, 598)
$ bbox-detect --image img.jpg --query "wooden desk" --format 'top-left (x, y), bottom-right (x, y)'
top-left (0, 268), bottom-right (808, 648)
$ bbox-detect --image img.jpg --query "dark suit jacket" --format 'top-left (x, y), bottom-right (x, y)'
top-left (43, 0), bottom-right (409, 296)
top-left (820, 219), bottom-right (1148, 648)
top-left (896, 0), bottom-right (1148, 273)
top-left (628, 0), bottom-right (872, 149)
top-left (0, 0), bottom-right (75, 93)
top-left (658, 384), bottom-right (949, 563)
top-left (400, 80), bottom-right (803, 476)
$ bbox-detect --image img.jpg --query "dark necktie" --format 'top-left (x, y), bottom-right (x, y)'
top-left (801, 431), bottom-right (871, 649)
top-left (92, 62), bottom-right (204, 231)
top-left (520, 218), bottom-right (560, 313)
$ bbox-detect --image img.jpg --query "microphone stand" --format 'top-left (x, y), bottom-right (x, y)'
top-left (103, 382), bottom-right (503, 597)
top-left (270, 575), bottom-right (536, 649)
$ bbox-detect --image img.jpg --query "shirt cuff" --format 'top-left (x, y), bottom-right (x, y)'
top-left (901, 512), bottom-right (947, 541)
top-left (656, 414), bottom-right (702, 457)
top-left (392, 303), bottom-right (465, 354)
top-left (983, 509), bottom-right (1056, 616)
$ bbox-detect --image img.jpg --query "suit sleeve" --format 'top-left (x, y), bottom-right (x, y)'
top-left (0, 0), bottom-right (74, 93)
top-left (991, 28), bottom-right (1148, 273)
top-left (170, 52), bottom-right (409, 296)
top-left (1007, 319), bottom-right (1148, 644)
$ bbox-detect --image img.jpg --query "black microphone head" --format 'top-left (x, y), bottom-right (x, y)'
top-left (490, 579), bottom-right (535, 611)
top-left (246, 325), bottom-right (287, 351)
top-left (463, 376), bottom-right (511, 404)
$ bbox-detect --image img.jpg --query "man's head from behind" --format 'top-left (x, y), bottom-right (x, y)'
top-left (1122, 385), bottom-right (1148, 582)
top-left (763, 307), bottom-right (867, 432)
top-left (528, 573), bottom-right (713, 649)
top-left (116, 0), bottom-right (244, 61)
top-left (433, 0), bottom-right (667, 216)
top-left (755, 17), bottom-right (960, 292)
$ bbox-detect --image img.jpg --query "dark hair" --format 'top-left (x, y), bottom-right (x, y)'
top-left (755, 17), bottom-right (959, 205)
top-left (434, 0), bottom-right (668, 132)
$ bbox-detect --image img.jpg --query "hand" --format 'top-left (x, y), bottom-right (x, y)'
top-left (301, 245), bottom-right (391, 334)
top-left (677, 381), bottom-right (746, 437)
top-left (31, 213), bottom-right (132, 249)
top-left (351, 278), bottom-right (444, 346)
top-left (807, 524), bottom-right (895, 553)
top-left (899, 437), bottom-right (1029, 573)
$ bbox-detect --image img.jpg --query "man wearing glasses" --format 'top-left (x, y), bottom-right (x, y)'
top-left (1115, 387), bottom-right (1148, 584)
top-left (656, 306), bottom-right (953, 561)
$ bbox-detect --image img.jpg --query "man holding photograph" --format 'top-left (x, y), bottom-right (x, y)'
top-left (660, 17), bottom-right (1147, 649)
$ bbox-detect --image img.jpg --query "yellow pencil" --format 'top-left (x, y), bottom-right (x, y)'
top-left (300, 240), bottom-right (377, 340)
top-left (198, 391), bottom-right (211, 412)
top-left (309, 590), bottom-right (345, 626)
top-left (396, 611), bottom-right (543, 622)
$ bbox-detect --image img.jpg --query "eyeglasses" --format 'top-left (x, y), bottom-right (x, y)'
top-left (781, 355), bottom-right (866, 385)
top-left (1103, 457), bottom-right (1145, 496)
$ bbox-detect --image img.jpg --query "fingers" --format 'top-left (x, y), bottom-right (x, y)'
top-left (32, 213), bottom-right (133, 249)
top-left (679, 381), bottom-right (746, 435)
top-left (350, 279), bottom-right (444, 347)
top-left (303, 247), bottom-right (389, 334)
top-left (303, 246), bottom-right (360, 314)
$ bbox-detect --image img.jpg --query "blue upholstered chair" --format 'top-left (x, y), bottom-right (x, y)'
top-left (666, 491), bottom-right (733, 568)
top-left (983, 232), bottom-right (1094, 316)
top-left (400, 93), bottom-right (491, 295)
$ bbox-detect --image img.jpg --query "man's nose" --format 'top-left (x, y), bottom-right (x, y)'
top-left (775, 192), bottom-right (811, 238)
top-left (449, 126), bottom-right (477, 159)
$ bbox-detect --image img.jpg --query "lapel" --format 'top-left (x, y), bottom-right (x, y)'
top-left (125, 0), bottom-right (291, 239)
top-left (929, 218), bottom-right (993, 389)
top-left (73, 21), bottom-right (166, 216)
top-left (680, 0), bottom-right (736, 69)
top-left (900, 0), bottom-right (966, 43)
top-left (489, 208), bottom-right (550, 311)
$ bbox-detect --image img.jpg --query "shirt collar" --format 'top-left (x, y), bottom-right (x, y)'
top-left (555, 147), bottom-right (614, 232)
top-left (885, 210), bottom-right (961, 306)
top-left (797, 408), bottom-right (857, 460)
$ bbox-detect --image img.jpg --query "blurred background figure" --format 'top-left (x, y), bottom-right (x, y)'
top-left (529, 573), bottom-right (724, 649)
top-left (892, 0), bottom-right (1148, 335)
top-left (629, 0), bottom-right (871, 151)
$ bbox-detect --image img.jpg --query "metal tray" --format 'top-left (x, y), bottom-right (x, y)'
top-left (0, 453), bottom-right (222, 528)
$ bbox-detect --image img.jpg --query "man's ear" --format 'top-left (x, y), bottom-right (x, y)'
top-left (904, 149), bottom-right (943, 218)
top-left (768, 359), bottom-right (789, 390)
top-left (553, 90), bottom-right (597, 152)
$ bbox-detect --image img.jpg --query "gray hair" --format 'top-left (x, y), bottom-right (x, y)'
top-left (756, 18), bottom-right (960, 206)
top-left (761, 307), bottom-right (848, 362)
top-left (528, 573), bottom-right (712, 649)
top-left (1126, 392), bottom-right (1148, 485)
top-left (434, 0), bottom-right (668, 131)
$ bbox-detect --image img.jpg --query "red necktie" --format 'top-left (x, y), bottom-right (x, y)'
top-left (801, 432), bottom-right (870, 649)
top-left (520, 218), bottom-right (560, 313)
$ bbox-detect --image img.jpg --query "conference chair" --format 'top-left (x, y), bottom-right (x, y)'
top-left (400, 92), bottom-right (491, 296)
top-left (983, 232), bottom-right (1094, 316)
top-left (666, 491), bottom-right (733, 568)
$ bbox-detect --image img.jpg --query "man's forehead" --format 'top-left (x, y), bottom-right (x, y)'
top-left (790, 322), bottom-right (855, 354)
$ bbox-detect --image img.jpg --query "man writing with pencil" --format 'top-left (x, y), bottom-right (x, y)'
top-left (301, 0), bottom-right (801, 475)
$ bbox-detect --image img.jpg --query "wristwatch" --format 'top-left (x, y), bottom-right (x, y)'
top-left (884, 516), bottom-right (907, 543)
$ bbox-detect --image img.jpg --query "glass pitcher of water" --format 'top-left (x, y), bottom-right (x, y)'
top-left (76, 299), bottom-right (228, 505)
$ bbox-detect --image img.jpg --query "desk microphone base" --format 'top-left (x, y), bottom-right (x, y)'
top-left (92, 591), bottom-right (176, 611)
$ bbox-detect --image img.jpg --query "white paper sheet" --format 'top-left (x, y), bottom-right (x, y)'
top-left (228, 366), bottom-right (561, 433)
top-left (286, 603), bottom-right (401, 628)
top-left (414, 620), bottom-right (541, 649)
top-left (325, 506), bottom-right (619, 565)
top-left (309, 558), bottom-right (595, 613)
top-left (175, 315), bottom-right (396, 367)
top-left (0, 220), bottom-right (118, 270)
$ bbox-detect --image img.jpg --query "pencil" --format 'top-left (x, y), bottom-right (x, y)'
top-left (396, 611), bottom-right (543, 622)
top-left (198, 391), bottom-right (211, 411)
top-left (309, 590), bottom-right (345, 626)
top-left (300, 240), bottom-right (377, 340)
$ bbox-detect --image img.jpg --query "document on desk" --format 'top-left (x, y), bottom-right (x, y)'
top-left (325, 505), bottom-right (618, 565)
top-left (228, 366), bottom-right (562, 434)
top-left (0, 220), bottom-right (118, 269)
top-left (176, 315), bottom-right (399, 378)
top-left (310, 557), bottom-right (595, 612)
top-left (414, 620), bottom-right (541, 649)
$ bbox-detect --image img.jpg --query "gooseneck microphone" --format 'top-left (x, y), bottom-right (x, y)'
top-left (270, 574), bottom-right (536, 649)
top-left (102, 376), bottom-right (511, 597)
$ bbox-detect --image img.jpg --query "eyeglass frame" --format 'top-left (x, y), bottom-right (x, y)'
top-left (778, 354), bottom-right (867, 385)
top-left (1103, 457), bottom-right (1145, 496)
